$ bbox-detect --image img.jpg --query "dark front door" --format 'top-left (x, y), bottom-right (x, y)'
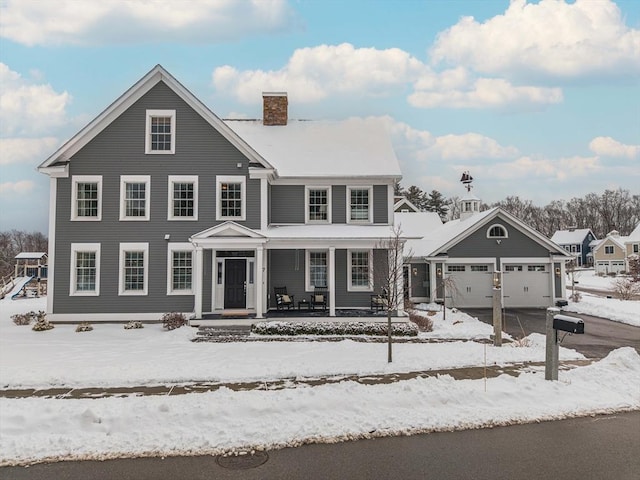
top-left (224, 259), bottom-right (246, 308)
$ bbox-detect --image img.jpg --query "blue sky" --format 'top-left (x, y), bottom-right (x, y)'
top-left (1, 0), bottom-right (639, 233)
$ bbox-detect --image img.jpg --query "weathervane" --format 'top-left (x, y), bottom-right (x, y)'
top-left (460, 171), bottom-right (473, 192)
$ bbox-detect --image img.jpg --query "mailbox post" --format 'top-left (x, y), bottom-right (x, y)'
top-left (545, 308), bottom-right (585, 380)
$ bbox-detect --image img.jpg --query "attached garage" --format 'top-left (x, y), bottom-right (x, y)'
top-left (502, 264), bottom-right (552, 308)
top-left (445, 264), bottom-right (494, 308)
top-left (595, 260), bottom-right (625, 275)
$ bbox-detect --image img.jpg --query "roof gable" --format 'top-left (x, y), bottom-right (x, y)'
top-left (191, 222), bottom-right (266, 240)
top-left (550, 228), bottom-right (595, 245)
top-left (39, 65), bottom-right (272, 171)
top-left (394, 197), bottom-right (420, 212)
top-left (425, 208), bottom-right (571, 258)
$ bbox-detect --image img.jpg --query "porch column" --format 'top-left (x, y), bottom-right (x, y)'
top-left (329, 246), bottom-right (336, 316)
top-left (256, 246), bottom-right (264, 318)
top-left (194, 246), bottom-right (204, 319)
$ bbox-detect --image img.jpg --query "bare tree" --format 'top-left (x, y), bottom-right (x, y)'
top-left (376, 224), bottom-right (412, 363)
top-left (0, 230), bottom-right (48, 279)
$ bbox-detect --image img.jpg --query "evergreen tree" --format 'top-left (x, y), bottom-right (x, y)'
top-left (425, 190), bottom-right (449, 221)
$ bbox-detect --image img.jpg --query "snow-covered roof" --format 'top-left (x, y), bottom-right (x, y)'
top-left (593, 233), bottom-right (628, 252)
top-left (550, 228), bottom-right (594, 245)
top-left (394, 212), bottom-right (442, 255)
top-left (626, 223), bottom-right (640, 243)
top-left (226, 119), bottom-right (402, 179)
top-left (14, 252), bottom-right (47, 260)
top-left (394, 197), bottom-right (420, 212)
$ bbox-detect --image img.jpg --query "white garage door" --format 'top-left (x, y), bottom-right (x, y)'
top-left (503, 264), bottom-right (551, 308)
top-left (597, 261), bottom-right (625, 274)
top-left (445, 264), bottom-right (493, 308)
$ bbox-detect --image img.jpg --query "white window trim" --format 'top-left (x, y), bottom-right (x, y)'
top-left (69, 243), bottom-right (101, 296)
top-left (347, 249), bottom-right (373, 292)
top-left (71, 175), bottom-right (102, 221)
top-left (118, 242), bottom-right (149, 296)
top-left (305, 249), bottom-right (328, 291)
top-left (486, 223), bottom-right (508, 238)
top-left (216, 175), bottom-right (246, 221)
top-left (167, 243), bottom-right (195, 295)
top-left (305, 186), bottom-right (332, 224)
top-left (120, 175), bottom-right (151, 221)
top-left (145, 109), bottom-right (176, 154)
top-left (346, 186), bottom-right (373, 224)
top-left (167, 175), bottom-right (198, 221)
top-left (605, 245), bottom-right (614, 254)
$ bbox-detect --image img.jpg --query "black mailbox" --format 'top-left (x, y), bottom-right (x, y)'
top-left (553, 314), bottom-right (584, 334)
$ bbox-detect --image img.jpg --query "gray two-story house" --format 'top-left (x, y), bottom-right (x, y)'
top-left (38, 65), bottom-right (402, 323)
top-left (550, 228), bottom-right (597, 267)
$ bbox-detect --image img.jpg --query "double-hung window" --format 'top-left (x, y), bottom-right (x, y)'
top-left (145, 110), bottom-right (175, 154)
top-left (71, 176), bottom-right (102, 221)
top-left (347, 187), bottom-right (372, 223)
top-left (168, 175), bottom-right (198, 220)
top-left (167, 243), bottom-right (194, 295)
top-left (216, 175), bottom-right (245, 221)
top-left (120, 175), bottom-right (150, 221)
top-left (306, 251), bottom-right (327, 290)
top-left (306, 187), bottom-right (331, 223)
top-left (119, 243), bottom-right (148, 295)
top-left (69, 243), bottom-right (100, 296)
top-left (348, 250), bottom-right (372, 291)
top-left (605, 245), bottom-right (614, 254)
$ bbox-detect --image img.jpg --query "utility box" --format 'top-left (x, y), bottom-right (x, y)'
top-left (555, 299), bottom-right (568, 307)
top-left (553, 314), bottom-right (585, 334)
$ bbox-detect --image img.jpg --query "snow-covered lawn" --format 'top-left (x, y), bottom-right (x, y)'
top-left (1, 296), bottom-right (639, 466)
top-left (561, 268), bottom-right (640, 326)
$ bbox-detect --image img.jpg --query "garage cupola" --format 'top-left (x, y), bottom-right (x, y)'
top-left (459, 171), bottom-right (481, 221)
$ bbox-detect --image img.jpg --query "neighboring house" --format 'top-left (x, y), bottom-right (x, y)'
top-left (624, 222), bottom-right (640, 271)
top-left (394, 196), bottom-right (420, 213)
top-left (400, 193), bottom-right (572, 308)
top-left (592, 231), bottom-right (629, 274)
top-left (38, 65), bottom-right (403, 323)
top-left (550, 228), bottom-right (597, 267)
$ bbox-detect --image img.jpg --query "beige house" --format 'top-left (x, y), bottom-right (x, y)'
top-left (624, 223), bottom-right (640, 270)
top-left (593, 231), bottom-right (628, 274)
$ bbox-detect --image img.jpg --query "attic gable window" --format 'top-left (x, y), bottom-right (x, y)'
top-left (487, 224), bottom-right (508, 239)
top-left (145, 110), bottom-right (175, 154)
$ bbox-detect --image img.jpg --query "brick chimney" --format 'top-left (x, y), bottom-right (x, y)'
top-left (262, 92), bottom-right (288, 126)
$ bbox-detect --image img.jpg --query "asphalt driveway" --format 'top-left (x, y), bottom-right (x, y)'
top-left (461, 307), bottom-right (640, 359)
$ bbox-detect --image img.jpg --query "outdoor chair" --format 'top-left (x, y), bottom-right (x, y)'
top-left (274, 287), bottom-right (295, 310)
top-left (310, 287), bottom-right (328, 310)
top-left (370, 291), bottom-right (389, 312)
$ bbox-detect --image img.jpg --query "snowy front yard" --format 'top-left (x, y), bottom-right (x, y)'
top-left (1, 296), bottom-right (639, 466)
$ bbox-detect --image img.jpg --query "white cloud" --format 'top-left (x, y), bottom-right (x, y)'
top-left (0, 180), bottom-right (35, 195)
top-left (589, 136), bottom-right (640, 159)
top-left (471, 155), bottom-right (602, 181)
top-left (213, 43), bottom-right (426, 104)
top-left (0, 63), bottom-right (71, 136)
top-left (0, 137), bottom-right (59, 166)
top-left (409, 76), bottom-right (563, 109)
top-left (430, 0), bottom-right (640, 79)
top-left (430, 133), bottom-right (519, 160)
top-left (0, 0), bottom-right (296, 46)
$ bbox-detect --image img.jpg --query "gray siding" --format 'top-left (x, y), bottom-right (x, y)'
top-left (53, 81), bottom-right (259, 314)
top-left (332, 185), bottom-right (346, 224)
top-left (446, 214), bottom-right (549, 258)
top-left (270, 185), bottom-right (304, 223)
top-left (410, 262), bottom-right (428, 297)
top-left (373, 185), bottom-right (388, 223)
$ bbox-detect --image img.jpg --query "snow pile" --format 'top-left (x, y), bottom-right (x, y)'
top-left (564, 292), bottom-right (640, 327)
top-left (413, 303), bottom-right (497, 340)
top-left (1, 348), bottom-right (638, 466)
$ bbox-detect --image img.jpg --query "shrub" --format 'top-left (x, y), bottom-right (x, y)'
top-left (32, 312), bottom-right (53, 332)
top-left (124, 321), bottom-right (144, 330)
top-left (408, 310), bottom-right (434, 332)
top-left (11, 311), bottom-right (35, 326)
top-left (251, 321), bottom-right (418, 337)
top-left (162, 312), bottom-right (187, 330)
top-left (75, 322), bottom-right (93, 332)
top-left (612, 277), bottom-right (640, 300)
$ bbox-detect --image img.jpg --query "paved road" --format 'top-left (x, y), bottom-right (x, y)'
top-left (463, 307), bottom-right (640, 359)
top-left (2, 412), bottom-right (638, 480)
